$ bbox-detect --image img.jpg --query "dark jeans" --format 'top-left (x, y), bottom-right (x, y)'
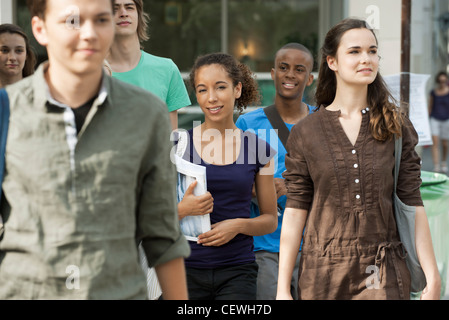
top-left (186, 262), bottom-right (258, 300)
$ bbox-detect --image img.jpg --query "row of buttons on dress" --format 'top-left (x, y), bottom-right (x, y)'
top-left (353, 148), bottom-right (361, 200)
top-left (353, 107), bottom-right (370, 201)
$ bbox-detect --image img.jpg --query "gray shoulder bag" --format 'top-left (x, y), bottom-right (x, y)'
top-left (394, 135), bottom-right (427, 292)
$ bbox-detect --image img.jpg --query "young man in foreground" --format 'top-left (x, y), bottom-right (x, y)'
top-left (0, 0), bottom-right (189, 299)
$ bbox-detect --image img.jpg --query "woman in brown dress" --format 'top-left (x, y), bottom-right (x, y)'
top-left (276, 18), bottom-right (441, 300)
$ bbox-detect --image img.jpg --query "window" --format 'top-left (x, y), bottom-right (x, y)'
top-left (144, 0), bottom-right (319, 128)
top-left (145, 0), bottom-right (319, 73)
top-left (15, 0), bottom-right (319, 128)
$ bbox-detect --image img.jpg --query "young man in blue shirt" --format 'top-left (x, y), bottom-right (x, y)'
top-left (236, 43), bottom-right (314, 300)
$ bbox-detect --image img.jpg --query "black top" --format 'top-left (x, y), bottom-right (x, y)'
top-left (71, 96), bottom-right (96, 133)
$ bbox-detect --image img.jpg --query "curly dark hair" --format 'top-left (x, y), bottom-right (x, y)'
top-left (189, 53), bottom-right (261, 114)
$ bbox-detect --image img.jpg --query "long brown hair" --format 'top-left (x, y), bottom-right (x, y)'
top-left (315, 18), bottom-right (403, 141)
top-left (132, 0), bottom-right (150, 44)
top-left (0, 24), bottom-right (36, 78)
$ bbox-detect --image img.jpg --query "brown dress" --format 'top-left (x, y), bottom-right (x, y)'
top-left (284, 107), bottom-right (424, 300)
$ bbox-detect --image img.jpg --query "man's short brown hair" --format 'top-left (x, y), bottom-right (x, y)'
top-left (27, 0), bottom-right (115, 19)
top-left (27, 0), bottom-right (46, 19)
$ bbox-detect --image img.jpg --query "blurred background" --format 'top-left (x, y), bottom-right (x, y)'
top-left (2, 0), bottom-right (449, 129)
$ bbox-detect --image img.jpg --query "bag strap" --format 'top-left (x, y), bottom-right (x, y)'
top-left (0, 89), bottom-right (10, 188)
top-left (393, 134), bottom-right (402, 192)
top-left (263, 105), bottom-right (290, 149)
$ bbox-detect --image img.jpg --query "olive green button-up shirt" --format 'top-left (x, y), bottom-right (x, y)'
top-left (0, 63), bottom-right (190, 299)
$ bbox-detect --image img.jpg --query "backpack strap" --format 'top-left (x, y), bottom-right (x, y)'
top-left (263, 104), bottom-right (290, 148)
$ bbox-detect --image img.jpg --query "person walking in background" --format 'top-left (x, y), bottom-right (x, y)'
top-left (0, 23), bottom-right (36, 88)
top-left (428, 71), bottom-right (449, 174)
top-left (0, 0), bottom-right (189, 299)
top-left (179, 52), bottom-right (278, 300)
top-left (235, 43), bottom-right (315, 300)
top-left (107, 0), bottom-right (191, 130)
top-left (277, 18), bottom-right (440, 300)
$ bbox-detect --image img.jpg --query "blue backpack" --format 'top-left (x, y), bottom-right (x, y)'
top-left (0, 88), bottom-right (9, 235)
top-left (0, 88), bottom-right (9, 187)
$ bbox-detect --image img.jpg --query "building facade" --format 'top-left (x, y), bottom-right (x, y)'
top-left (1, 0), bottom-right (449, 125)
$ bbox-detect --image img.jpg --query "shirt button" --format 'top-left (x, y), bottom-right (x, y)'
top-left (362, 110), bottom-right (366, 114)
top-left (352, 150), bottom-right (356, 154)
top-left (354, 164), bottom-right (358, 168)
top-left (356, 195), bottom-right (361, 199)
top-left (355, 179), bottom-right (360, 184)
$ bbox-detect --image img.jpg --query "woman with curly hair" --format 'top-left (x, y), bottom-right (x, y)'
top-left (277, 18), bottom-right (440, 300)
top-left (177, 52), bottom-right (278, 299)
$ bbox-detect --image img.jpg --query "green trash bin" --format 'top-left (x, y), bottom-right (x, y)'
top-left (420, 171), bottom-right (449, 298)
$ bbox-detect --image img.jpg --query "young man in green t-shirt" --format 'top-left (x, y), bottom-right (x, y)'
top-left (107, 0), bottom-right (191, 130)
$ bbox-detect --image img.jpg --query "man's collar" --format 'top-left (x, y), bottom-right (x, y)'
top-left (33, 62), bottom-right (109, 110)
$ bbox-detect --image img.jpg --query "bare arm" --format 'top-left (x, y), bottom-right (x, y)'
top-left (155, 257), bottom-right (188, 300)
top-left (252, 177), bottom-right (287, 199)
top-left (274, 177), bottom-right (287, 198)
top-left (169, 111), bottom-right (178, 130)
top-left (276, 207), bottom-right (308, 300)
top-left (428, 94), bottom-right (434, 116)
top-left (415, 206), bottom-right (441, 299)
top-left (242, 160), bottom-right (278, 236)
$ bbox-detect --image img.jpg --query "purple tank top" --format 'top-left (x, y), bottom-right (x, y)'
top-left (431, 90), bottom-right (449, 120)
top-left (182, 128), bottom-right (275, 268)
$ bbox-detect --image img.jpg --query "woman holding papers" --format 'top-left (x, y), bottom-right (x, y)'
top-left (178, 52), bottom-right (278, 300)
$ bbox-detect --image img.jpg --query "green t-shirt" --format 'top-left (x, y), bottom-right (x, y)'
top-left (112, 51), bottom-right (191, 112)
